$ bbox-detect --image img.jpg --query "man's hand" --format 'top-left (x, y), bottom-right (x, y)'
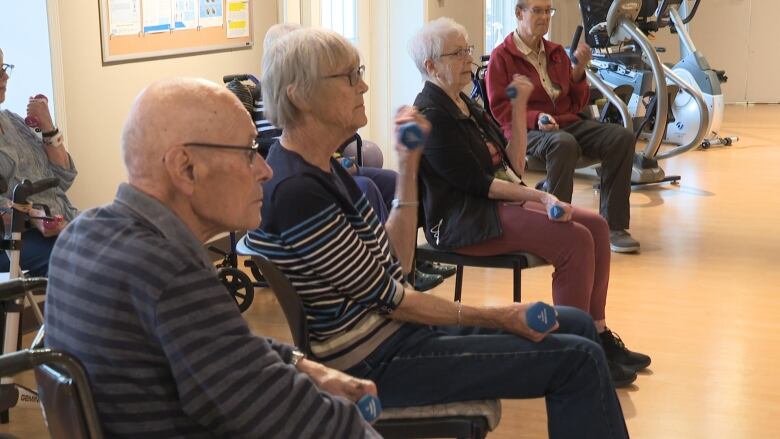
top-left (571, 42), bottom-right (592, 81)
top-left (495, 302), bottom-right (559, 342)
top-left (537, 113), bottom-right (559, 131)
top-left (297, 358), bottom-right (378, 403)
top-left (26, 97), bottom-right (55, 133)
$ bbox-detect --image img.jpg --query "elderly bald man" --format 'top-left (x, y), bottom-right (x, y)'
top-left (43, 78), bottom-right (380, 438)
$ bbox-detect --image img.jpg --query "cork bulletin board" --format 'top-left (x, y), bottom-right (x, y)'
top-left (98, 0), bottom-right (253, 63)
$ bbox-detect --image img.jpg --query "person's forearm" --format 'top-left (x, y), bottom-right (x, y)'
top-left (572, 66), bottom-right (586, 82)
top-left (487, 178), bottom-right (552, 204)
top-left (44, 144), bottom-right (71, 169)
top-left (390, 285), bottom-right (502, 329)
top-left (507, 105), bottom-right (528, 176)
top-left (383, 156), bottom-right (420, 274)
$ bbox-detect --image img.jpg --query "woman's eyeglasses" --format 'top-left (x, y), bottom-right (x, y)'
top-left (1, 64), bottom-right (14, 77)
top-left (440, 46), bottom-right (475, 59)
top-left (322, 64), bottom-right (366, 87)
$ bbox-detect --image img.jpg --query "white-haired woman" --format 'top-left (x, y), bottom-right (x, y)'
top-left (409, 17), bottom-right (650, 384)
top-left (244, 27), bottom-right (629, 439)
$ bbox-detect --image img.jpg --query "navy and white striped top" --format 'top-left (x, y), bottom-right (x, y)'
top-left (45, 183), bottom-right (378, 438)
top-left (244, 143), bottom-right (407, 371)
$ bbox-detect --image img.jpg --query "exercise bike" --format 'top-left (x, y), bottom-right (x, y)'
top-left (582, 0), bottom-right (717, 184)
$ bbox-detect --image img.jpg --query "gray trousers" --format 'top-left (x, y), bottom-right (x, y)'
top-left (527, 120), bottom-right (634, 231)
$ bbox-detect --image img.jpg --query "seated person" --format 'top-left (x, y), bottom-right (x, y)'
top-left (0, 48), bottom-right (75, 276)
top-left (486, 0), bottom-right (640, 253)
top-left (44, 78), bottom-right (380, 438)
top-left (253, 23), bottom-right (454, 291)
top-left (409, 18), bottom-right (649, 384)
top-left (243, 27), bottom-right (630, 439)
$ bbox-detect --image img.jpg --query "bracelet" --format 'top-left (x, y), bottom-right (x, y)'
top-left (391, 198), bottom-right (419, 209)
top-left (43, 131), bottom-right (65, 148)
top-left (42, 127), bottom-right (59, 138)
top-left (456, 300), bottom-right (463, 327)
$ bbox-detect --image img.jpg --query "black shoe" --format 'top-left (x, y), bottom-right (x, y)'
top-left (600, 328), bottom-right (651, 372)
top-left (609, 360), bottom-right (637, 388)
top-left (535, 179), bottom-right (548, 192)
top-left (408, 269), bottom-right (444, 292)
top-left (416, 261), bottom-right (457, 279)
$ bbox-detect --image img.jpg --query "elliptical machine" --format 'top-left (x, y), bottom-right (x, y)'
top-left (581, 0), bottom-right (712, 184)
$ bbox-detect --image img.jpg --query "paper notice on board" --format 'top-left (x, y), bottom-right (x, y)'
top-left (173, 0), bottom-right (198, 30)
top-left (199, 0), bottom-right (223, 28)
top-left (142, 0), bottom-right (173, 33)
top-left (226, 0), bottom-right (249, 38)
top-left (108, 0), bottom-right (141, 35)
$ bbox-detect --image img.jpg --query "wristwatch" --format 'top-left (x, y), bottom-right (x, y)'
top-left (290, 349), bottom-right (305, 367)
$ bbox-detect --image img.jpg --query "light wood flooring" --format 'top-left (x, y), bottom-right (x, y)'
top-left (2, 104), bottom-right (779, 438)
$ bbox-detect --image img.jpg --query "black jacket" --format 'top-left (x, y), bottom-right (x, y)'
top-left (414, 81), bottom-right (521, 250)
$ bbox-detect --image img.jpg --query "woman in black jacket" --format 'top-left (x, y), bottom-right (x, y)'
top-left (410, 17), bottom-right (650, 385)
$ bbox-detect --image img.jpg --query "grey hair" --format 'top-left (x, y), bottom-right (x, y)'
top-left (261, 27), bottom-right (359, 129)
top-left (263, 23), bottom-right (303, 52)
top-left (516, 0), bottom-right (528, 8)
top-left (408, 17), bottom-right (469, 81)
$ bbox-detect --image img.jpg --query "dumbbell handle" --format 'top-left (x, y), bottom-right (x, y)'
top-left (569, 25), bottom-right (583, 65)
top-left (399, 122), bottom-right (424, 149)
top-left (526, 302), bottom-right (557, 333)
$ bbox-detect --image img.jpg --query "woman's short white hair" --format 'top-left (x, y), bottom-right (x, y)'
top-left (408, 17), bottom-right (469, 81)
top-left (261, 27), bottom-right (359, 129)
top-left (262, 23), bottom-right (302, 52)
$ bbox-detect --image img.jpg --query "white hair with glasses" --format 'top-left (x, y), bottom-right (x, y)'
top-left (261, 27), bottom-right (359, 129)
top-left (408, 17), bottom-right (469, 81)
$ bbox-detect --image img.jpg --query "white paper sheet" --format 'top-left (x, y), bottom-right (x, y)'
top-left (108, 0), bottom-right (141, 35)
top-left (226, 0), bottom-right (249, 38)
top-left (199, 0), bottom-right (223, 28)
top-left (173, 0), bottom-right (198, 30)
top-left (142, 0), bottom-right (173, 33)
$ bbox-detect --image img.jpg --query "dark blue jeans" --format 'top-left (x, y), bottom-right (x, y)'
top-left (0, 229), bottom-right (57, 277)
top-left (346, 306), bottom-right (629, 439)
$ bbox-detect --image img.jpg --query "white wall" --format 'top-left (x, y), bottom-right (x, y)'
top-left (55, 0), bottom-right (277, 209)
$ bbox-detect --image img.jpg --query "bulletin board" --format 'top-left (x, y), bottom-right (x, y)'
top-left (98, 0), bottom-right (253, 64)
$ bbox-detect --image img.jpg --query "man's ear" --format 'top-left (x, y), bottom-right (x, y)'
top-left (515, 5), bottom-right (523, 21)
top-left (163, 147), bottom-right (196, 196)
top-left (286, 84), bottom-right (312, 112)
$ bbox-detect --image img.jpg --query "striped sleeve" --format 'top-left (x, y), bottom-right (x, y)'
top-left (154, 263), bottom-right (378, 438)
top-left (263, 178), bottom-right (405, 315)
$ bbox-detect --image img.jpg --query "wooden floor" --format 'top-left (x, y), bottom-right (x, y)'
top-left (3, 104), bottom-right (780, 438)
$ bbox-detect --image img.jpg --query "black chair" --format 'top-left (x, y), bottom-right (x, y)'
top-left (244, 252), bottom-right (501, 439)
top-left (0, 280), bottom-right (103, 439)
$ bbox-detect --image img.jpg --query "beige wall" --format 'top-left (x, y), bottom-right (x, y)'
top-left (426, 0), bottom-right (486, 61)
top-left (57, 0), bottom-right (277, 210)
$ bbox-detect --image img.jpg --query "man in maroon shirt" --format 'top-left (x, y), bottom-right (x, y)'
top-left (486, 0), bottom-right (639, 253)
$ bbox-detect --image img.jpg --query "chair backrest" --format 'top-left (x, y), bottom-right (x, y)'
top-left (249, 255), bottom-right (312, 355)
top-left (35, 362), bottom-right (96, 439)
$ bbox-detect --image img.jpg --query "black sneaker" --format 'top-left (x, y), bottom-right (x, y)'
top-left (416, 261), bottom-right (457, 279)
top-left (600, 328), bottom-right (651, 372)
top-left (609, 360), bottom-right (637, 388)
top-left (408, 269), bottom-right (444, 292)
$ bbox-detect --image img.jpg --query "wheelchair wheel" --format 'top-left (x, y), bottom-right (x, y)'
top-left (217, 267), bottom-right (254, 313)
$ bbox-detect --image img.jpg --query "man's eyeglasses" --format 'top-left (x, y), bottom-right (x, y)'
top-left (523, 7), bottom-right (556, 16)
top-left (183, 141), bottom-right (260, 165)
top-left (322, 64), bottom-right (366, 87)
top-left (1, 63), bottom-right (14, 77)
top-left (440, 45), bottom-right (475, 59)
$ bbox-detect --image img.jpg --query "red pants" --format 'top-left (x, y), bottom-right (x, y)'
top-left (456, 202), bottom-right (610, 320)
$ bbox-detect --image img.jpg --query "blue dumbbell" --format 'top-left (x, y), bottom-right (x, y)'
top-left (399, 122), bottom-right (424, 149)
top-left (506, 85), bottom-right (518, 99)
top-left (549, 205), bottom-right (564, 219)
top-left (539, 115), bottom-right (552, 125)
top-left (340, 156), bottom-right (353, 168)
top-left (357, 394), bottom-right (382, 423)
top-left (526, 301), bottom-right (557, 333)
